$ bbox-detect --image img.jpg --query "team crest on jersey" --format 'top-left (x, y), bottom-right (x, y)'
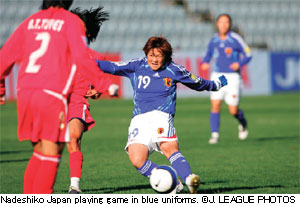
top-left (158, 128), bottom-right (164, 134)
top-left (164, 78), bottom-right (172, 87)
top-left (225, 47), bottom-right (233, 55)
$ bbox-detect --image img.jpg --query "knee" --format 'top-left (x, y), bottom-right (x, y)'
top-left (211, 102), bottom-right (221, 113)
top-left (129, 155), bottom-right (146, 169)
top-left (229, 110), bottom-right (237, 116)
top-left (127, 144), bottom-right (149, 168)
top-left (229, 107), bottom-right (238, 116)
top-left (160, 142), bottom-right (178, 159)
top-left (69, 128), bottom-right (82, 140)
top-left (67, 137), bottom-right (81, 153)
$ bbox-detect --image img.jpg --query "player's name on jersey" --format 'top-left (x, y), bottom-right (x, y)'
top-left (28, 18), bottom-right (64, 32)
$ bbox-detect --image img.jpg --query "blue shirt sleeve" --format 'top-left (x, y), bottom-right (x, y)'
top-left (231, 33), bottom-right (252, 66)
top-left (170, 63), bottom-right (217, 91)
top-left (96, 59), bottom-right (137, 78)
top-left (202, 38), bottom-right (214, 63)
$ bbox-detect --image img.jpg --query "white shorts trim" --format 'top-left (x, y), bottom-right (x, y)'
top-left (210, 72), bottom-right (241, 106)
top-left (125, 110), bottom-right (178, 154)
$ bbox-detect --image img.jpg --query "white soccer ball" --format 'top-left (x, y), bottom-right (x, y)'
top-left (149, 165), bottom-right (178, 193)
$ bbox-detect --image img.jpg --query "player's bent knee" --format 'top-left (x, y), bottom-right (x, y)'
top-left (211, 101), bottom-right (222, 113)
top-left (67, 137), bottom-right (80, 153)
top-left (129, 155), bottom-right (146, 169)
top-left (68, 118), bottom-right (85, 139)
top-left (69, 129), bottom-right (82, 140)
top-left (160, 141), bottom-right (179, 159)
top-left (228, 106), bottom-right (239, 115)
top-left (127, 143), bottom-right (149, 168)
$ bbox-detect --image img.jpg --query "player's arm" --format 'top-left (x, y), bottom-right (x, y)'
top-left (201, 38), bottom-right (214, 70)
top-left (238, 45), bottom-right (252, 66)
top-left (233, 34), bottom-right (252, 66)
top-left (96, 59), bottom-right (136, 78)
top-left (202, 38), bottom-right (214, 63)
top-left (174, 66), bottom-right (227, 91)
top-left (66, 16), bottom-right (111, 93)
top-left (86, 83), bottom-right (119, 98)
top-left (86, 74), bottom-right (119, 98)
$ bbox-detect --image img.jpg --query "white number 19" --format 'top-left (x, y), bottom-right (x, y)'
top-left (138, 75), bottom-right (151, 89)
top-left (25, 32), bottom-right (50, 73)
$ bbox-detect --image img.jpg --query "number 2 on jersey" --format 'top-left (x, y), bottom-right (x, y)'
top-left (138, 75), bottom-right (151, 89)
top-left (25, 32), bottom-right (50, 73)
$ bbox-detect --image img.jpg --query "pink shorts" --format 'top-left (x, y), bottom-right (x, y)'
top-left (68, 93), bottom-right (95, 131)
top-left (17, 89), bottom-right (69, 143)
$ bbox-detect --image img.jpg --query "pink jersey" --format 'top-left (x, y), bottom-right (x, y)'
top-left (0, 7), bottom-right (108, 95)
top-left (68, 50), bottom-right (113, 131)
top-left (71, 49), bottom-right (112, 97)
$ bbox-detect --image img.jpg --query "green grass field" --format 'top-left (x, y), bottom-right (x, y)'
top-left (0, 93), bottom-right (299, 194)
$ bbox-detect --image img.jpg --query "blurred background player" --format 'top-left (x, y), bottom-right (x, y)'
top-left (68, 6), bottom-right (119, 194)
top-left (0, 0), bottom-right (110, 193)
top-left (96, 36), bottom-right (227, 193)
top-left (201, 13), bottom-right (252, 144)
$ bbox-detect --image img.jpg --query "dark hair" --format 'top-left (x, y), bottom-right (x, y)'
top-left (143, 36), bottom-right (173, 63)
top-left (41, 0), bottom-right (73, 10)
top-left (216, 13), bottom-right (232, 29)
top-left (71, 6), bottom-right (109, 44)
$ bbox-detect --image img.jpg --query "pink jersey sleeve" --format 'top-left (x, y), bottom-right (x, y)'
top-left (88, 48), bottom-right (113, 93)
top-left (66, 15), bottom-right (110, 93)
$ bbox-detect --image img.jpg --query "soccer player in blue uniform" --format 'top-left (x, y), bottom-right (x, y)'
top-left (96, 36), bottom-right (227, 193)
top-left (201, 14), bottom-right (252, 144)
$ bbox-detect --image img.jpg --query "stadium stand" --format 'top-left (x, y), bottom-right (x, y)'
top-left (0, 0), bottom-right (299, 52)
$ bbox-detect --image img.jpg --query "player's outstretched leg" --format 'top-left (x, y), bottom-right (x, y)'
top-left (168, 151), bottom-right (200, 194)
top-left (160, 142), bottom-right (200, 193)
top-left (234, 109), bottom-right (248, 140)
top-left (128, 143), bottom-right (158, 177)
top-left (69, 151), bottom-right (83, 194)
top-left (137, 160), bottom-right (158, 177)
top-left (67, 118), bottom-right (85, 194)
top-left (209, 112), bottom-right (220, 144)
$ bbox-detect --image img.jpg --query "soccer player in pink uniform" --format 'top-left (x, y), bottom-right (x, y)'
top-left (67, 7), bottom-right (119, 194)
top-left (0, 0), bottom-right (110, 194)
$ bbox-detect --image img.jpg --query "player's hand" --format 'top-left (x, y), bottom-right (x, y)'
top-left (108, 84), bottom-right (119, 97)
top-left (0, 95), bottom-right (5, 105)
top-left (229, 62), bottom-right (240, 71)
top-left (214, 75), bottom-right (228, 91)
top-left (86, 89), bottom-right (101, 99)
top-left (201, 63), bottom-right (210, 71)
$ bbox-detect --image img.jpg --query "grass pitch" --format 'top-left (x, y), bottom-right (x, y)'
top-left (0, 93), bottom-right (299, 194)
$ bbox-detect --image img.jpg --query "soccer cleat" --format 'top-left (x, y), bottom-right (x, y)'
top-left (185, 174), bottom-right (200, 194)
top-left (169, 179), bottom-right (184, 194)
top-left (238, 124), bottom-right (248, 140)
top-left (208, 132), bottom-right (219, 144)
top-left (69, 186), bottom-right (82, 194)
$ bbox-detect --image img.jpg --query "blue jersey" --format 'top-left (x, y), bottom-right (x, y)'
top-left (202, 31), bottom-right (252, 73)
top-left (97, 57), bottom-right (218, 117)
